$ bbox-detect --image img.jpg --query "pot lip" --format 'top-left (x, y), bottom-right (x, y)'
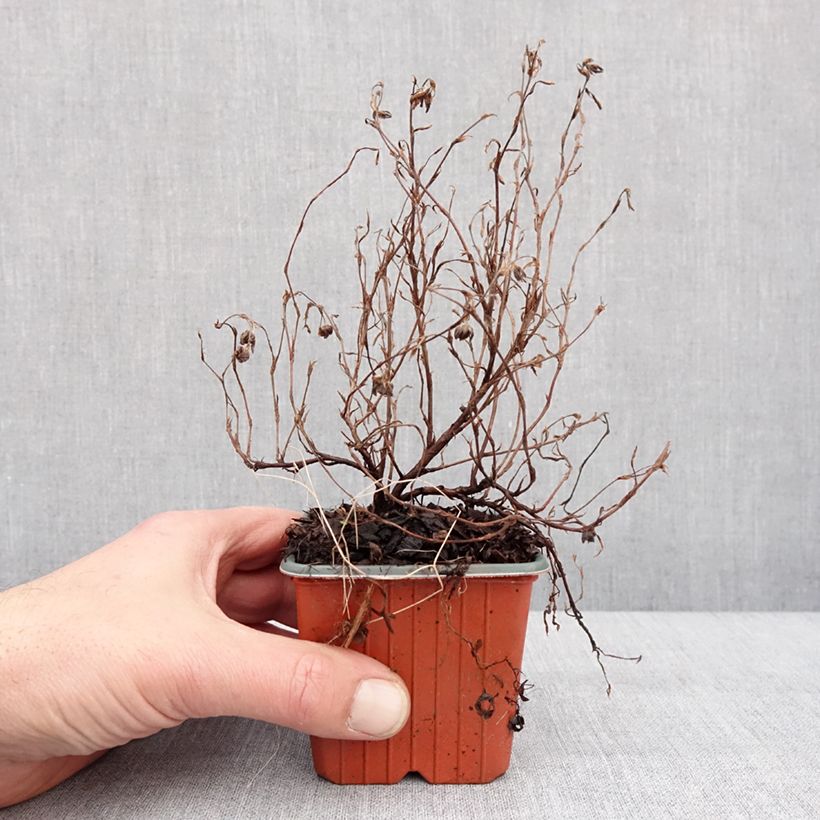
top-left (279, 551), bottom-right (549, 579)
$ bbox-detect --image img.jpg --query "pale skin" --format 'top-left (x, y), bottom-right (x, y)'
top-left (0, 507), bottom-right (411, 808)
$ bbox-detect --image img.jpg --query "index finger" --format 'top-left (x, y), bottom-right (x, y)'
top-left (207, 506), bottom-right (301, 569)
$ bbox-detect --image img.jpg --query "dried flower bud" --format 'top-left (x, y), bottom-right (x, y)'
top-left (410, 79), bottom-right (436, 112)
top-left (372, 373), bottom-right (393, 397)
top-left (577, 58), bottom-right (604, 78)
top-left (239, 329), bottom-right (256, 350)
top-left (525, 54), bottom-right (540, 77)
top-left (369, 82), bottom-right (391, 120)
top-left (234, 344), bottom-right (251, 363)
top-left (454, 320), bottom-right (473, 341)
top-left (523, 42), bottom-right (543, 77)
top-left (318, 324), bottom-right (333, 338)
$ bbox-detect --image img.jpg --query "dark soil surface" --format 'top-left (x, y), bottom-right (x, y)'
top-left (284, 503), bottom-right (545, 566)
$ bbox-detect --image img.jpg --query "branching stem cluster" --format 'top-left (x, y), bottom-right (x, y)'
top-left (200, 42), bottom-right (670, 679)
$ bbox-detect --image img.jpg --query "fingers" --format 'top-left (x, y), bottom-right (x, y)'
top-left (217, 565), bottom-right (297, 626)
top-left (183, 621), bottom-right (410, 741)
top-left (206, 506), bottom-right (300, 566)
top-left (124, 507), bottom-right (299, 571)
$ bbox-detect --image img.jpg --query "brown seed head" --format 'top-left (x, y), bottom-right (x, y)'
top-left (454, 320), bottom-right (474, 341)
top-left (410, 78), bottom-right (436, 113)
top-left (577, 58), bottom-right (604, 78)
top-left (524, 44), bottom-right (542, 77)
top-left (239, 329), bottom-right (256, 350)
top-left (372, 373), bottom-right (393, 397)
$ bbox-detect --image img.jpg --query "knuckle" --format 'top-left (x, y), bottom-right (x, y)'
top-left (287, 651), bottom-right (333, 728)
top-left (132, 510), bottom-right (204, 539)
top-left (134, 510), bottom-right (183, 534)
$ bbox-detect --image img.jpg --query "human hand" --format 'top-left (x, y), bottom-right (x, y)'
top-left (0, 507), bottom-right (411, 807)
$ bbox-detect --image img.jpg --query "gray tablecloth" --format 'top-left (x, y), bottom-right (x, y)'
top-left (5, 612), bottom-right (818, 819)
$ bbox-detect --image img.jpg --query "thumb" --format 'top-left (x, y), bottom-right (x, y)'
top-left (184, 619), bottom-right (411, 740)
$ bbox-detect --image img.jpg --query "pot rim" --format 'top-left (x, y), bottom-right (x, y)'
top-left (279, 552), bottom-right (549, 579)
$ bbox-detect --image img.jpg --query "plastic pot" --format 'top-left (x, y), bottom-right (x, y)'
top-left (280, 554), bottom-right (548, 784)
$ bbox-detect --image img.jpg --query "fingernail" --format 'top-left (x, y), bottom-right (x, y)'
top-left (347, 678), bottom-right (410, 738)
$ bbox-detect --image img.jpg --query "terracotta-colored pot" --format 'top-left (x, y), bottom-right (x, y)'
top-left (280, 555), bottom-right (548, 784)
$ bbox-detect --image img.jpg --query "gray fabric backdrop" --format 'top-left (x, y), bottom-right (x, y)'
top-left (1, 0), bottom-right (817, 609)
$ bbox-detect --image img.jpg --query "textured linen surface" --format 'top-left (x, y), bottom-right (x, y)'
top-left (4, 612), bottom-right (819, 820)
top-left (1, 1), bottom-right (818, 610)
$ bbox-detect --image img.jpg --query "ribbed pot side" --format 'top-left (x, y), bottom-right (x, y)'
top-left (291, 569), bottom-right (540, 785)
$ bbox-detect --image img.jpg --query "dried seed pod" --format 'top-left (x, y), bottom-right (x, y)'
top-left (318, 324), bottom-right (333, 338)
top-left (239, 329), bottom-right (256, 350)
top-left (410, 78), bottom-right (436, 112)
top-left (523, 40), bottom-right (543, 77)
top-left (369, 81), bottom-right (392, 119)
top-left (513, 264), bottom-right (526, 282)
top-left (454, 320), bottom-right (473, 341)
top-left (577, 57), bottom-right (604, 78)
top-left (372, 373), bottom-right (393, 397)
top-left (234, 343), bottom-right (251, 363)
